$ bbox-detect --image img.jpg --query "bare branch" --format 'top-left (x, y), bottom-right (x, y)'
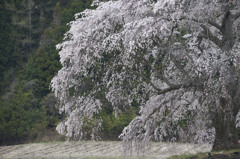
top-left (180, 16), bottom-right (223, 32)
top-left (158, 82), bottom-right (192, 95)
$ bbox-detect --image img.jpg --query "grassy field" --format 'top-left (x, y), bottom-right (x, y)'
top-left (0, 141), bottom-right (212, 159)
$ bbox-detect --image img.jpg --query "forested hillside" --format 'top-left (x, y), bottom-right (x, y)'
top-left (0, 0), bottom-right (83, 145)
top-left (0, 0), bottom-right (136, 145)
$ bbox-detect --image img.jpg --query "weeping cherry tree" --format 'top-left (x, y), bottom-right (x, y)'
top-left (51, 0), bottom-right (240, 150)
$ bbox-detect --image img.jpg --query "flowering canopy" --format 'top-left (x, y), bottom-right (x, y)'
top-left (51, 0), bottom-right (240, 150)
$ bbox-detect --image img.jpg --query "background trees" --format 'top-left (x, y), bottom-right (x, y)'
top-left (0, 0), bottom-right (95, 145)
top-left (51, 0), bottom-right (240, 150)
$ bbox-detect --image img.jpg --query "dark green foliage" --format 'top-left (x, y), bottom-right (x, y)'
top-left (0, 0), bottom-right (60, 94)
top-left (100, 108), bottom-right (137, 140)
top-left (40, 93), bottom-right (64, 129)
top-left (0, 0), bottom-right (14, 93)
top-left (237, 127), bottom-right (240, 139)
top-left (0, 90), bottom-right (46, 144)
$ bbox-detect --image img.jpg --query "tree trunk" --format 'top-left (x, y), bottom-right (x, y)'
top-left (212, 98), bottom-right (239, 150)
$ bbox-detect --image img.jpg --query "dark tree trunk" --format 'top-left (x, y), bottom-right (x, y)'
top-left (212, 98), bottom-right (239, 150)
top-left (213, 113), bottom-right (239, 150)
top-left (211, 3), bottom-right (240, 151)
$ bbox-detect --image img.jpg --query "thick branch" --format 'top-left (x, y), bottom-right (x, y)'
top-left (144, 83), bottom-right (192, 124)
top-left (234, 11), bottom-right (240, 20)
top-left (170, 54), bottom-right (190, 77)
top-left (119, 62), bottom-right (191, 95)
top-left (159, 75), bottom-right (175, 88)
top-left (200, 24), bottom-right (223, 48)
top-left (178, 17), bottom-right (224, 49)
top-left (181, 16), bottom-right (223, 32)
top-left (158, 82), bottom-right (191, 95)
top-left (207, 19), bottom-right (223, 32)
